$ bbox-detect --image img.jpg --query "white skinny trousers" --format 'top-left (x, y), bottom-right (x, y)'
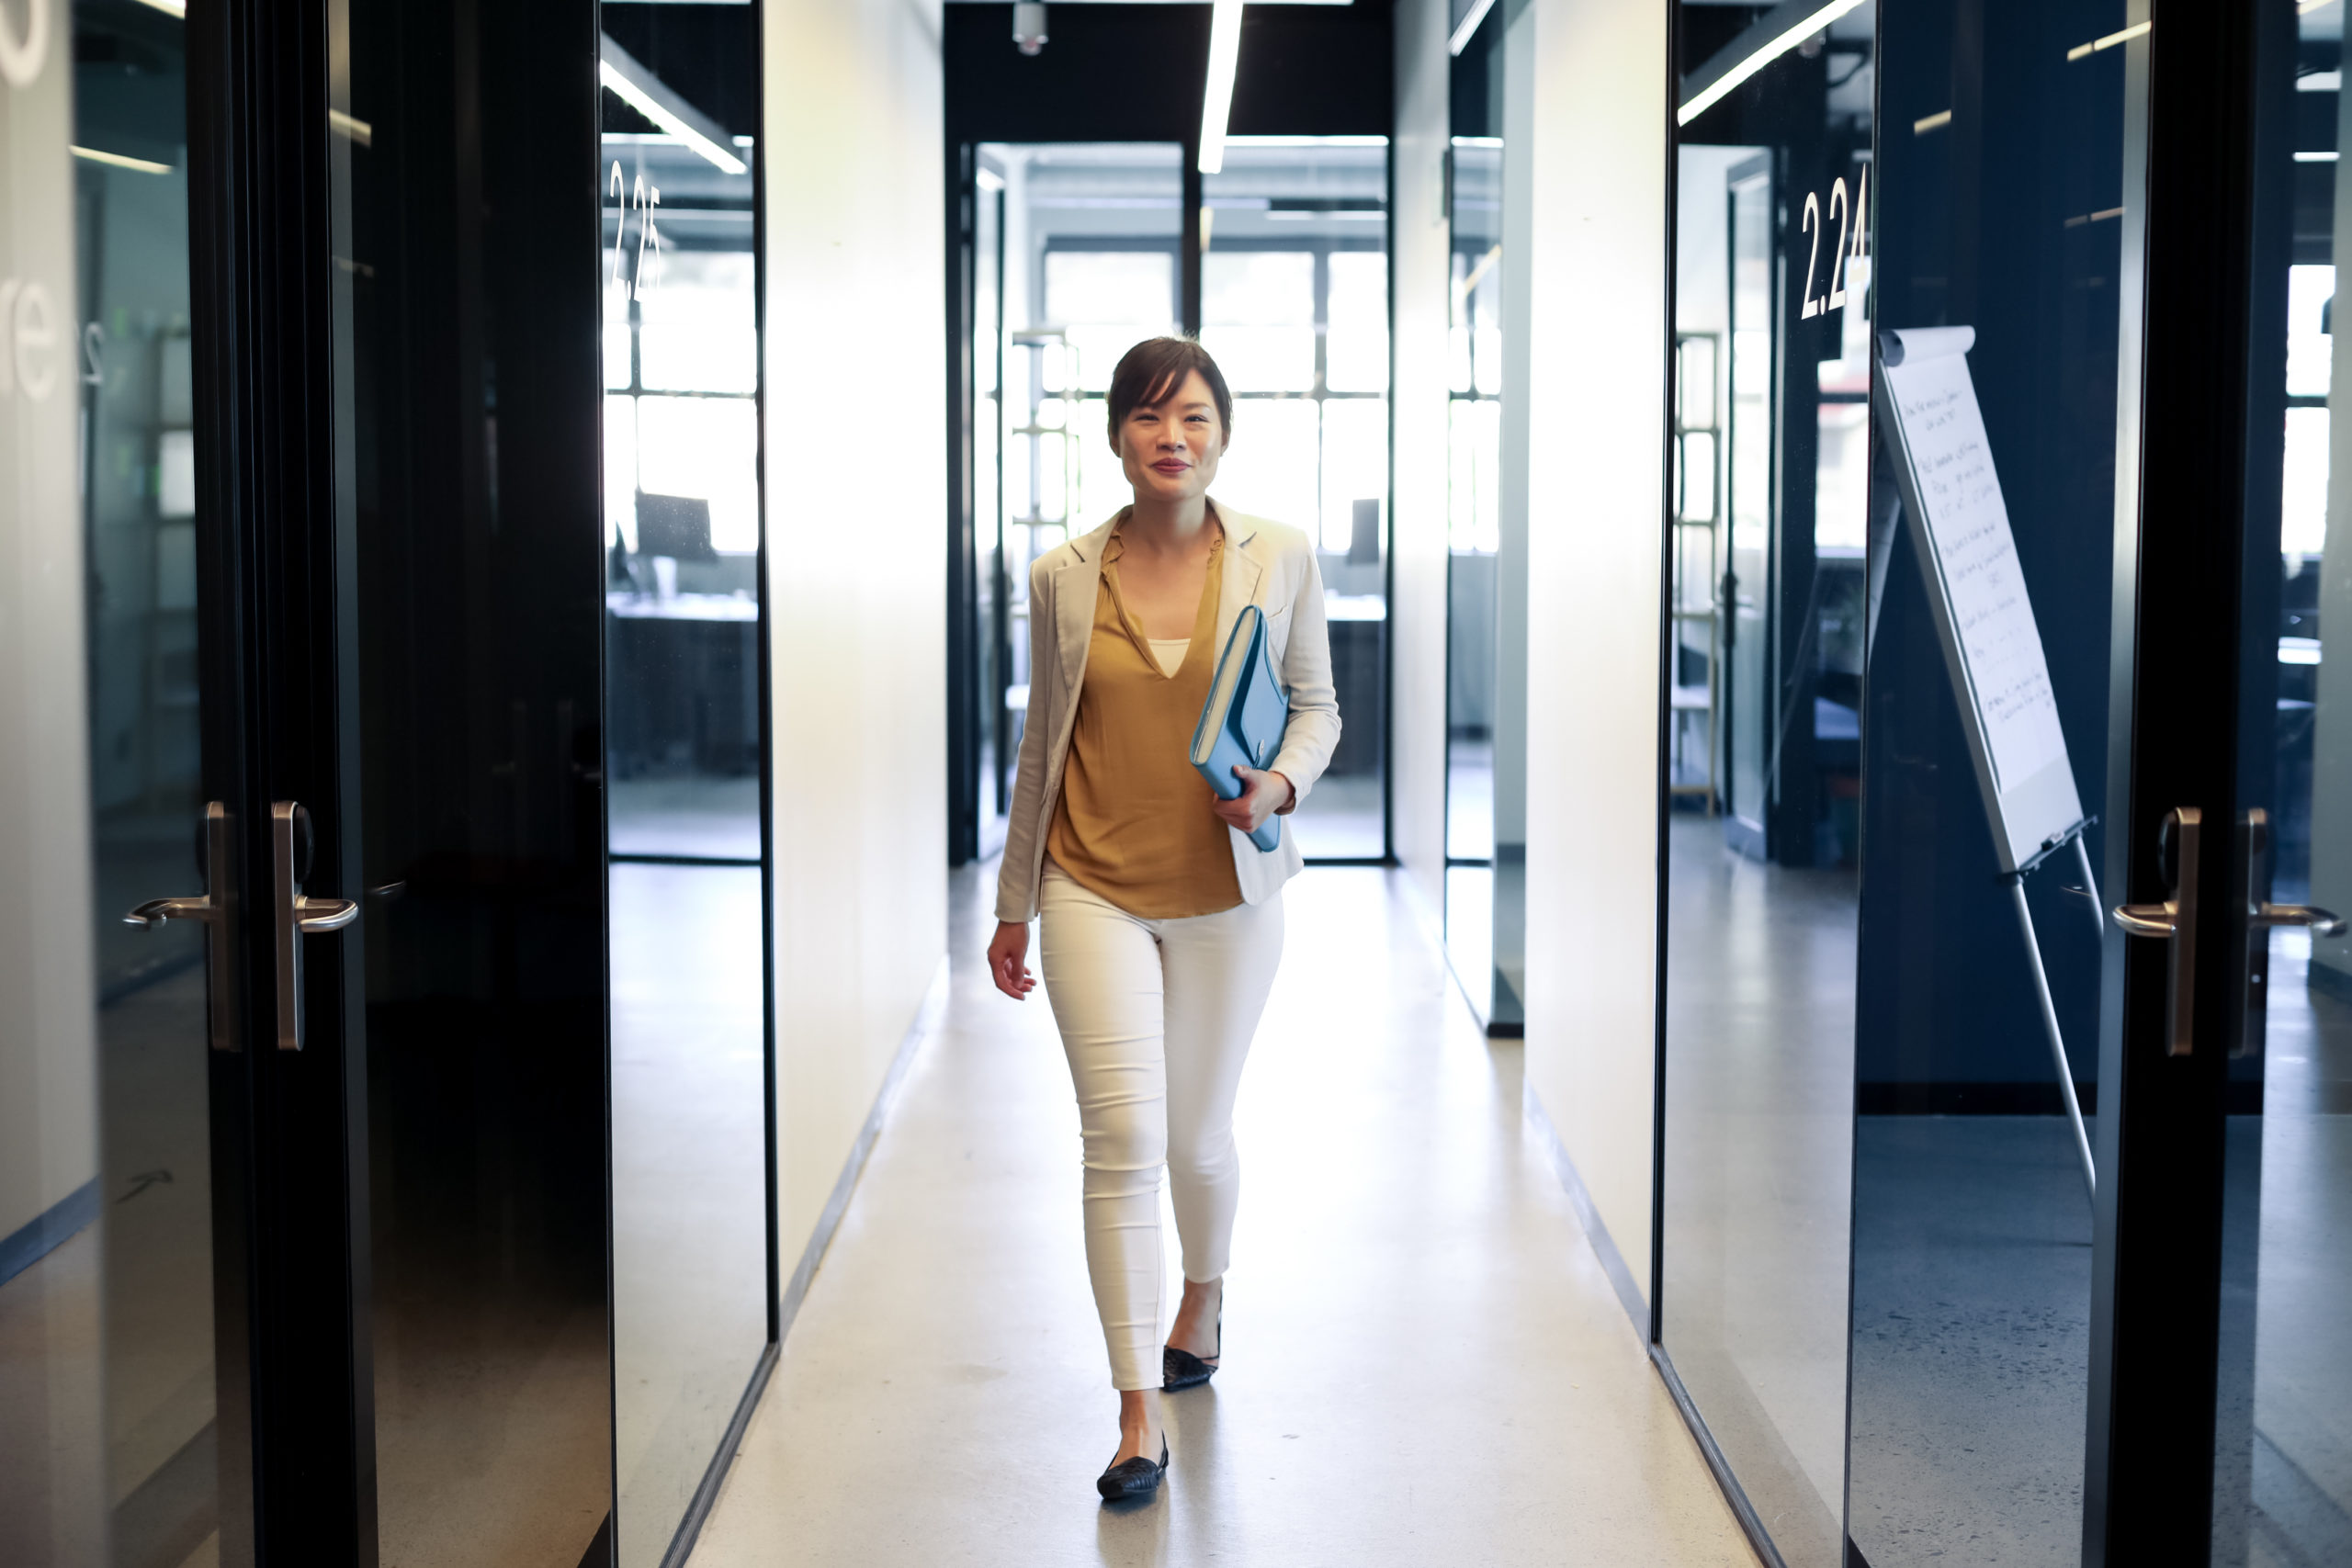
top-left (1037, 862), bottom-right (1284, 1391)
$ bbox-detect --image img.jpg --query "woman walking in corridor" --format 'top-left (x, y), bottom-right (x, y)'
top-left (986, 337), bottom-right (1340, 1502)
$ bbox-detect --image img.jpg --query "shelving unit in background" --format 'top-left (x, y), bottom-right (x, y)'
top-left (1001, 328), bottom-right (1080, 754)
top-left (1670, 331), bottom-right (1724, 813)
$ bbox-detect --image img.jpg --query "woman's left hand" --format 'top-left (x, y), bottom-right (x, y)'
top-left (1216, 766), bottom-right (1295, 834)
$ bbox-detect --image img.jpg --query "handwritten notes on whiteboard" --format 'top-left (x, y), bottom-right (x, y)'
top-left (1880, 333), bottom-right (2071, 798)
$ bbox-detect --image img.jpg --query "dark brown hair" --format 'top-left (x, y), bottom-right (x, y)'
top-left (1104, 337), bottom-right (1233, 452)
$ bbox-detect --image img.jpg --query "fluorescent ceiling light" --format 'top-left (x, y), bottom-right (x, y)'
top-left (130, 0), bottom-right (186, 15)
top-left (1198, 0), bottom-right (1243, 175)
top-left (2300, 70), bottom-right (2342, 91)
top-left (330, 109), bottom-right (373, 146)
top-left (74, 145), bottom-right (172, 174)
top-left (1225, 133), bottom-right (1386, 148)
top-left (2064, 20), bottom-right (2149, 62)
top-left (2301, 0), bottom-right (2336, 15)
top-left (1448, 0), bottom-right (1497, 56)
top-left (2295, 150), bottom-right (2341, 162)
top-left (599, 35), bottom-right (747, 175)
top-left (1678, 0), bottom-right (1870, 128)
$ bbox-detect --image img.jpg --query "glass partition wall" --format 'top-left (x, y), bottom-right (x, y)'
top-left (1660, 10), bottom-right (1872, 1565)
top-left (1443, 2), bottom-right (1521, 1031)
top-left (1204, 136), bottom-right (1391, 861)
top-left (1661, 1), bottom-right (2167, 1562)
top-left (597, 6), bottom-right (774, 1565)
top-left (1445, 130), bottom-right (1512, 1028)
top-left (2, 4), bottom-right (226, 1562)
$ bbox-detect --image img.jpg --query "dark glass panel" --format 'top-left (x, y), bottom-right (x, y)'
top-left (1849, 2), bottom-right (2140, 1562)
top-left (334, 0), bottom-right (615, 1558)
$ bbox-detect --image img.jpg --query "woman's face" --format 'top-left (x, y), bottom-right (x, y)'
top-left (1115, 369), bottom-right (1227, 507)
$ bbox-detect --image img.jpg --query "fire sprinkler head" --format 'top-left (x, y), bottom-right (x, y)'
top-left (1013, 1), bottom-right (1046, 55)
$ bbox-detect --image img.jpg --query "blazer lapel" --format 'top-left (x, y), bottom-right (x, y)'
top-left (1215, 504), bottom-right (1267, 650)
top-left (1057, 518), bottom-right (1117, 691)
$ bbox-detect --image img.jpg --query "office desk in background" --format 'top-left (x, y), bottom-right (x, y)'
top-left (607, 592), bottom-right (761, 781)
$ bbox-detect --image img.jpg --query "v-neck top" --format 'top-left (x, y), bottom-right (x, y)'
top-left (1045, 525), bottom-right (1244, 918)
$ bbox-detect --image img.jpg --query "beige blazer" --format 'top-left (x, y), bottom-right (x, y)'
top-left (994, 503), bottom-right (1342, 923)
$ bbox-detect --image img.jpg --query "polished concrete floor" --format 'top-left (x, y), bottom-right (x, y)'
top-left (686, 863), bottom-right (1758, 1567)
top-left (611, 862), bottom-right (771, 1568)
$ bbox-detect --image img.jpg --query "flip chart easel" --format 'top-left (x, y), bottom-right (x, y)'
top-left (1872, 326), bottom-right (2098, 1201)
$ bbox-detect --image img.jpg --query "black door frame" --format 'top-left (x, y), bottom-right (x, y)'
top-left (2086, 0), bottom-right (2294, 1560)
top-left (187, 0), bottom-right (377, 1556)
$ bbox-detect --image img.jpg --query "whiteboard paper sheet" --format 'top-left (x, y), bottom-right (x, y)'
top-left (1876, 326), bottom-right (2085, 871)
top-left (1881, 329), bottom-right (2069, 793)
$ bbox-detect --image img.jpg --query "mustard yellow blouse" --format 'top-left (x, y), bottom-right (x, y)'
top-left (1046, 527), bottom-right (1243, 919)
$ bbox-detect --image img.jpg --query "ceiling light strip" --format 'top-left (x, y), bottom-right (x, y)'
top-left (1448, 0), bottom-right (1498, 58)
top-left (598, 37), bottom-right (747, 175)
top-left (74, 145), bottom-right (172, 174)
top-left (1198, 0), bottom-right (1244, 175)
top-left (1677, 0), bottom-right (1870, 128)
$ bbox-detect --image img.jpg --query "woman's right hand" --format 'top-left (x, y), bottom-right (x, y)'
top-left (988, 920), bottom-right (1036, 1000)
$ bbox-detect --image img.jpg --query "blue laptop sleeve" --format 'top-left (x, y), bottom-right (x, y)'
top-left (1190, 604), bottom-right (1290, 853)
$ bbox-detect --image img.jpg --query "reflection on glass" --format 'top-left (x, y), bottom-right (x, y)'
top-left (596, 7), bottom-right (772, 1566)
top-left (1661, 8), bottom-right (1874, 1566)
top-left (1845, 2), bottom-right (2138, 1562)
top-left (1445, 109), bottom-right (1517, 1025)
top-left (606, 85), bottom-right (763, 861)
top-left (342, 0), bottom-right (619, 1554)
top-left (1, 4), bottom-right (224, 1562)
top-left (2212, 6), bottom-right (2352, 1560)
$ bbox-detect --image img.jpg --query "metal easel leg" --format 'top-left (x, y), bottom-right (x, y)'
top-left (2009, 877), bottom-right (2097, 1201)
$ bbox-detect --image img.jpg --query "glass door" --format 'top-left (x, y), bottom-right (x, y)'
top-left (329, 0), bottom-right (620, 1560)
top-left (2208, 2), bottom-right (2352, 1560)
top-left (1662, 3), bottom-right (2322, 1565)
top-left (3, 1), bottom-right (259, 1562)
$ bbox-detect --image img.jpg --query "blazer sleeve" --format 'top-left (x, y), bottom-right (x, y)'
top-left (994, 557), bottom-right (1059, 923)
top-left (1268, 545), bottom-right (1340, 813)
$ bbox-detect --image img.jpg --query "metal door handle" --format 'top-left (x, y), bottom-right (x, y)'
top-left (123, 802), bottom-right (240, 1052)
top-left (2112, 904), bottom-right (2177, 936)
top-left (2251, 903), bottom-right (2346, 937)
top-left (126, 896), bottom-right (214, 927)
top-left (2113, 806), bottom-right (2200, 1056)
top-left (272, 801), bottom-right (356, 1051)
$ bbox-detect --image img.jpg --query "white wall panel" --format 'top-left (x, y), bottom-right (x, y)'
top-left (761, 0), bottom-right (950, 1264)
top-left (1516, 0), bottom-right (1668, 1303)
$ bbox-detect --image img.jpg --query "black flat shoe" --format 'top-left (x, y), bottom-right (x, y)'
top-left (1162, 1291), bottom-right (1222, 1392)
top-left (1096, 1436), bottom-right (1169, 1501)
